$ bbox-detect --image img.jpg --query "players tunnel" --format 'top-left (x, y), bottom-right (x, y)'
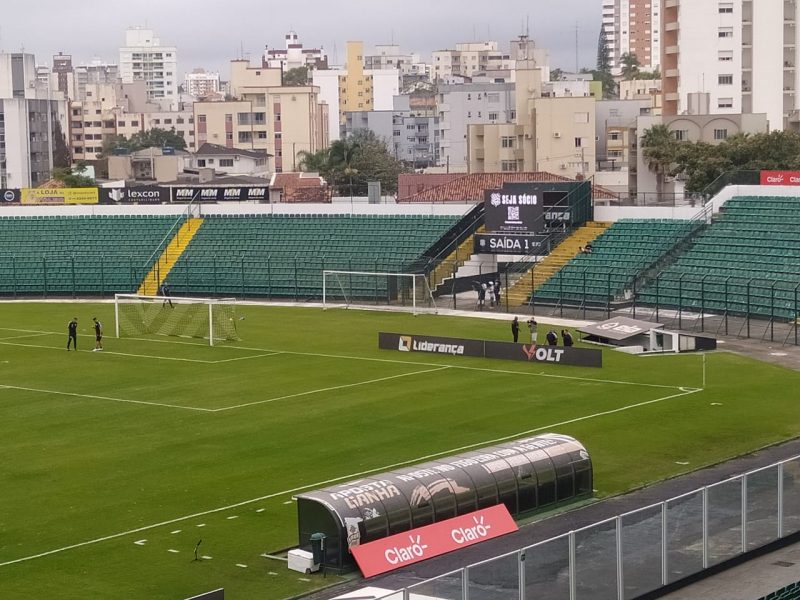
top-left (294, 433), bottom-right (592, 573)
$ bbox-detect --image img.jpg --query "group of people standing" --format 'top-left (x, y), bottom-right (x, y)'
top-left (511, 316), bottom-right (573, 346)
top-left (477, 280), bottom-right (502, 309)
top-left (66, 316), bottom-right (103, 352)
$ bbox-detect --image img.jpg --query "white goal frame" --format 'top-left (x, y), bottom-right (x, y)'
top-left (322, 270), bottom-right (437, 316)
top-left (114, 293), bottom-right (238, 346)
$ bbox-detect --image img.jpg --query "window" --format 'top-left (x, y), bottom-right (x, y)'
top-left (501, 160), bottom-right (518, 172)
top-left (608, 150), bottom-right (623, 158)
top-left (257, 131), bottom-right (267, 139)
top-left (714, 128), bottom-right (728, 140)
top-left (164, 119), bottom-right (172, 125)
top-left (198, 115), bottom-right (206, 123)
top-left (673, 130), bottom-right (688, 141)
top-left (238, 131), bottom-right (253, 143)
top-left (208, 159), bottom-right (215, 164)
top-left (719, 2), bottom-right (733, 13)
top-left (487, 92), bottom-right (500, 103)
top-left (488, 112), bottom-right (499, 120)
top-left (197, 159), bottom-right (206, 167)
top-left (718, 50), bottom-right (734, 62)
top-left (510, 110), bottom-right (516, 120)
top-left (118, 121), bottom-right (126, 127)
top-left (219, 159), bottom-right (234, 167)
top-left (225, 114), bottom-right (233, 123)
top-left (573, 112), bottom-right (590, 124)
top-left (719, 27), bottom-right (733, 38)
top-left (501, 136), bottom-right (515, 148)
top-left (718, 74), bottom-right (733, 85)
top-left (574, 137), bottom-right (582, 148)
top-left (609, 132), bottom-right (621, 141)
top-left (131, 120), bottom-right (139, 127)
top-left (718, 97), bottom-right (734, 108)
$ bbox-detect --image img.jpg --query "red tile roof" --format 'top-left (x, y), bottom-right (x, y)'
top-left (400, 172), bottom-right (617, 202)
top-left (271, 172), bottom-right (331, 203)
top-left (397, 173), bottom-right (463, 201)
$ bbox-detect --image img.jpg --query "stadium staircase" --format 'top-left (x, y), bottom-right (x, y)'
top-left (137, 217), bottom-right (204, 296)
top-left (0, 216), bottom-right (175, 296)
top-left (637, 196), bottom-right (800, 319)
top-left (532, 220), bottom-right (700, 307)
top-left (429, 226), bottom-right (485, 290)
top-left (506, 222), bottom-right (610, 306)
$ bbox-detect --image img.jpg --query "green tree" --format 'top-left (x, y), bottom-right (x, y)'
top-left (634, 68), bottom-right (661, 80)
top-left (641, 124), bottom-right (678, 199)
top-left (52, 120), bottom-right (72, 169)
top-left (296, 148), bottom-right (330, 172)
top-left (283, 66), bottom-right (309, 86)
top-left (596, 29), bottom-right (611, 73)
top-left (550, 68), bottom-right (564, 82)
top-left (620, 52), bottom-right (640, 80)
top-left (51, 162), bottom-right (96, 187)
top-left (100, 127), bottom-right (187, 157)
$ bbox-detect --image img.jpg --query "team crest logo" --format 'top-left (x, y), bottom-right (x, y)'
top-left (490, 192), bottom-right (502, 207)
top-left (398, 336), bottom-right (413, 352)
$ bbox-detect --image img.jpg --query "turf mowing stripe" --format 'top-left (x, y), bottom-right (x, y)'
top-left (211, 366), bottom-right (452, 411)
top-left (0, 384), bottom-right (215, 413)
top-left (0, 387), bottom-right (700, 570)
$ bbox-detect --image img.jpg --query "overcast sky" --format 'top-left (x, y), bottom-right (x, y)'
top-left (1, 0), bottom-right (601, 77)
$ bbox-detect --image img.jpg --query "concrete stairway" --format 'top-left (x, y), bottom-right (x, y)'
top-left (137, 218), bottom-right (204, 296)
top-left (506, 222), bottom-right (610, 306)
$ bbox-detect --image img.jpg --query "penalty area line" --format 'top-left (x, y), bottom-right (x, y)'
top-left (0, 385), bottom-right (701, 570)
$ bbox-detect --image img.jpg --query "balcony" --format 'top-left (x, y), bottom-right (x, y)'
top-left (474, 148), bottom-right (485, 159)
top-left (665, 45), bottom-right (679, 55)
top-left (665, 0), bottom-right (679, 7)
top-left (665, 92), bottom-right (680, 101)
top-left (665, 21), bottom-right (679, 32)
top-left (665, 69), bottom-right (679, 78)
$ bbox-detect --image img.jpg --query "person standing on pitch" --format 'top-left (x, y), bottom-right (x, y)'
top-left (160, 282), bottom-right (174, 308)
top-left (511, 316), bottom-right (520, 343)
top-left (527, 318), bottom-right (538, 344)
top-left (92, 317), bottom-right (103, 352)
top-left (546, 330), bottom-right (558, 346)
top-left (562, 329), bottom-right (574, 347)
top-left (494, 280), bottom-right (501, 307)
top-left (67, 317), bottom-right (78, 351)
top-left (487, 281), bottom-right (495, 307)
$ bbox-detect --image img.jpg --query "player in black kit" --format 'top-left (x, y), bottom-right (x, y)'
top-left (92, 317), bottom-right (103, 352)
top-left (67, 317), bottom-right (78, 351)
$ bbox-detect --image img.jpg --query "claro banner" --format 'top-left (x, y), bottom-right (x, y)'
top-left (379, 333), bottom-right (602, 368)
top-left (351, 504), bottom-right (518, 578)
top-left (760, 171), bottom-right (800, 185)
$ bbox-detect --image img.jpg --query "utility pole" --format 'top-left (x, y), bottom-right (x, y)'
top-left (575, 22), bottom-right (579, 73)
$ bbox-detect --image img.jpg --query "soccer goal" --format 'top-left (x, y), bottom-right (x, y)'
top-left (322, 270), bottom-right (438, 315)
top-left (114, 294), bottom-right (240, 346)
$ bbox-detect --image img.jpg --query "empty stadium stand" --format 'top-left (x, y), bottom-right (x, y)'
top-left (164, 214), bottom-right (460, 299)
top-left (638, 196), bottom-right (800, 320)
top-left (531, 219), bottom-right (701, 307)
top-left (0, 215), bottom-right (176, 295)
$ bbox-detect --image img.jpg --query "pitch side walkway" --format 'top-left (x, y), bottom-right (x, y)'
top-left (301, 437), bottom-right (800, 600)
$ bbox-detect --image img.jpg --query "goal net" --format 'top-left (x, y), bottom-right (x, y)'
top-left (114, 294), bottom-right (240, 346)
top-left (322, 271), bottom-right (437, 315)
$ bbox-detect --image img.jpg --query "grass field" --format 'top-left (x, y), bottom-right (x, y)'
top-left (1, 302), bottom-right (799, 599)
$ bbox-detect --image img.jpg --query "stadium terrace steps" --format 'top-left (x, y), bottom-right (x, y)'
top-left (430, 226), bottom-right (485, 290)
top-left (165, 214), bottom-right (459, 299)
top-left (506, 222), bottom-right (610, 307)
top-left (638, 196), bottom-right (800, 319)
top-left (0, 216), bottom-right (176, 295)
top-left (137, 218), bottom-right (204, 296)
top-left (532, 219), bottom-right (700, 307)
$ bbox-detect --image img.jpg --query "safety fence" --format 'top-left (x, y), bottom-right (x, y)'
top-left (368, 454), bottom-right (800, 600)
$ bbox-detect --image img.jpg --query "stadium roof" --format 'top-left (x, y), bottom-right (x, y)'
top-left (400, 172), bottom-right (617, 202)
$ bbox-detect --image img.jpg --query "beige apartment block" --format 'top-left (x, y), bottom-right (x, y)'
top-left (339, 41), bottom-right (373, 120)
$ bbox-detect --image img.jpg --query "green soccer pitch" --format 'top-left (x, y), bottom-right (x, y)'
top-left (1, 302), bottom-right (799, 599)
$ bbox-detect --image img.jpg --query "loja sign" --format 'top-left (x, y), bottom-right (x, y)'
top-left (760, 171), bottom-right (800, 185)
top-left (350, 505), bottom-right (518, 578)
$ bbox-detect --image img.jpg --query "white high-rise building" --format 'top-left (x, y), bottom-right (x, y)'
top-left (263, 31), bottom-right (327, 71)
top-left (602, 0), bottom-right (662, 72)
top-left (662, 0), bottom-right (799, 130)
top-left (119, 27), bottom-right (178, 110)
top-left (184, 69), bottom-right (220, 99)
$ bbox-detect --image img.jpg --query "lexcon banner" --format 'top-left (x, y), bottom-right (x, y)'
top-left (100, 186), bottom-right (167, 204)
top-left (760, 171), bottom-right (800, 185)
top-left (21, 188), bottom-right (99, 205)
top-left (351, 504), bottom-right (518, 578)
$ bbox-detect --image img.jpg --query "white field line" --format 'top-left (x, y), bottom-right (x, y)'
top-left (0, 339), bottom-right (217, 364)
top-left (0, 327), bottom-right (690, 391)
top-left (0, 332), bottom-right (52, 341)
top-left (212, 366), bottom-right (451, 412)
top-left (212, 352), bottom-right (283, 363)
top-left (0, 386), bottom-right (701, 570)
top-left (0, 384), bottom-right (215, 413)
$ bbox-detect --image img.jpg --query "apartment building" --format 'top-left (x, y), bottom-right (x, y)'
top-left (195, 59), bottom-right (328, 172)
top-left (341, 108), bottom-right (439, 167)
top-left (184, 69), bottom-right (220, 100)
top-left (432, 42), bottom-right (516, 81)
top-left (364, 45), bottom-right (430, 81)
top-left (0, 53), bottom-right (68, 188)
top-left (662, 0), bottom-right (800, 130)
top-left (119, 27), bottom-right (178, 110)
top-left (312, 41), bottom-right (399, 141)
top-left (602, 0), bottom-right (662, 71)
top-left (437, 82), bottom-right (516, 172)
top-left (263, 31), bottom-right (328, 71)
top-left (467, 65), bottom-right (596, 178)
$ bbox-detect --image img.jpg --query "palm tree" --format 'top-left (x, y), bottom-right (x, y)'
top-left (328, 139), bottom-right (361, 199)
top-left (620, 52), bottom-right (640, 80)
top-left (296, 148), bottom-right (330, 173)
top-left (641, 124), bottom-right (678, 201)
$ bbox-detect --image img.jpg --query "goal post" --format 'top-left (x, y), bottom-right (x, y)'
top-left (114, 294), bottom-right (240, 346)
top-left (322, 270), bottom-right (437, 315)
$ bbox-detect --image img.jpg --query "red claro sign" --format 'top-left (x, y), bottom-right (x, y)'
top-left (350, 504), bottom-right (518, 578)
top-left (760, 171), bottom-right (800, 185)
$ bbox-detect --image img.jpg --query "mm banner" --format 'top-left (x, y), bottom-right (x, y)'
top-left (474, 233), bottom-right (549, 255)
top-left (378, 332), bottom-right (485, 358)
top-left (760, 171), bottom-right (800, 185)
top-left (22, 188), bottom-right (99, 205)
top-left (483, 188), bottom-right (543, 234)
top-left (172, 186), bottom-right (268, 202)
top-left (100, 186), bottom-right (167, 204)
top-left (351, 505), bottom-right (518, 578)
top-left (484, 340), bottom-right (602, 368)
top-left (379, 333), bottom-right (602, 368)
top-left (0, 189), bottom-right (21, 203)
